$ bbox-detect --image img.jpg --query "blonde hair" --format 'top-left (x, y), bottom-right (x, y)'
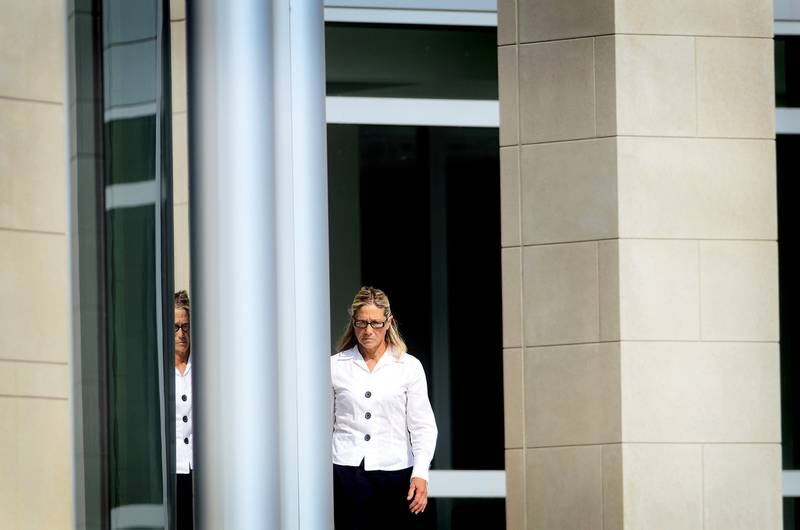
top-left (335, 286), bottom-right (407, 356)
top-left (174, 290), bottom-right (191, 319)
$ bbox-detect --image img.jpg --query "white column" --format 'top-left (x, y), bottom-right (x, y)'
top-left (188, 1), bottom-right (278, 529)
top-left (187, 1), bottom-right (332, 529)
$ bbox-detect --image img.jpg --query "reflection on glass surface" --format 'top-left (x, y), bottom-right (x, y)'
top-left (69, 0), bottom-right (173, 528)
top-left (328, 124), bottom-right (504, 529)
top-left (326, 23), bottom-right (498, 99)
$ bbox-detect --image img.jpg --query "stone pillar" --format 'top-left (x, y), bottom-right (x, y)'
top-left (498, 0), bottom-right (781, 529)
top-left (0, 2), bottom-right (71, 529)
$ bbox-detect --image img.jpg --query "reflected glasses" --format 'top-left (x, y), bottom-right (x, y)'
top-left (353, 319), bottom-right (387, 329)
top-left (175, 323), bottom-right (190, 334)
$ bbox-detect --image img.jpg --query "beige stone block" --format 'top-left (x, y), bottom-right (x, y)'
top-left (614, 35), bottom-right (696, 136)
top-left (523, 242), bottom-right (599, 346)
top-left (618, 137), bottom-right (777, 240)
top-left (174, 202), bottom-right (191, 293)
top-left (173, 111), bottom-right (189, 205)
top-left (527, 445), bottom-right (603, 530)
top-left (598, 240), bottom-right (620, 341)
top-left (699, 241), bottom-right (779, 341)
top-left (622, 444), bottom-right (703, 530)
top-left (0, 0), bottom-right (65, 102)
top-left (505, 449), bottom-right (525, 530)
top-left (703, 444), bottom-right (782, 530)
top-left (503, 349), bottom-right (525, 448)
top-left (0, 231), bottom-right (69, 363)
top-left (603, 445), bottom-right (623, 530)
top-left (520, 138), bottom-right (617, 245)
top-left (618, 239), bottom-right (700, 340)
top-left (0, 361), bottom-right (69, 399)
top-left (0, 400), bottom-right (18, 527)
top-left (615, 0), bottom-right (773, 38)
top-left (171, 20), bottom-right (187, 114)
top-left (696, 38), bottom-right (774, 138)
top-left (498, 45), bottom-right (519, 147)
top-left (519, 39), bottom-right (595, 143)
top-left (620, 342), bottom-right (780, 442)
top-left (0, 100), bottom-right (66, 233)
top-left (171, 0), bottom-right (186, 21)
top-left (15, 399), bottom-right (71, 530)
top-left (498, 0), bottom-right (516, 45)
top-left (595, 36), bottom-right (617, 136)
top-left (525, 343), bottom-right (620, 447)
top-left (500, 147), bottom-right (520, 247)
top-left (502, 247), bottom-right (523, 348)
top-left (518, 0), bottom-right (613, 43)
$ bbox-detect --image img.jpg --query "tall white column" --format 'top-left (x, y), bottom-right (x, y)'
top-left (187, 1), bottom-right (332, 529)
top-left (273, 1), bottom-right (333, 530)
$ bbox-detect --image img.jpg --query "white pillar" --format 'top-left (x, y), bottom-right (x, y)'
top-left (187, 1), bottom-right (332, 529)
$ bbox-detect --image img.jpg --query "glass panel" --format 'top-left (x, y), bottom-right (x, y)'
top-left (786, 497), bottom-right (800, 530)
top-left (106, 206), bottom-right (163, 509)
top-left (325, 23), bottom-right (498, 99)
top-left (68, 0), bottom-right (174, 528)
top-left (106, 116), bottom-right (157, 185)
top-left (328, 122), bottom-right (504, 528)
top-left (779, 134), bottom-right (800, 470)
top-left (776, 36), bottom-right (800, 108)
top-left (327, 124), bottom-right (504, 481)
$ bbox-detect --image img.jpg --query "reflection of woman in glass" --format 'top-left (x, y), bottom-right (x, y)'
top-left (331, 286), bottom-right (438, 529)
top-left (174, 290), bottom-right (193, 530)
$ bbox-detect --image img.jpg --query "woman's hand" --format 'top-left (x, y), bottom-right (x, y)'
top-left (407, 477), bottom-right (428, 514)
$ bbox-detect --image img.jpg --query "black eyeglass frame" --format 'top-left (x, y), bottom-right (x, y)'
top-left (352, 319), bottom-right (388, 329)
top-left (174, 323), bottom-right (190, 333)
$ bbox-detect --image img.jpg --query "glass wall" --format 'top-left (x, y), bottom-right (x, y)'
top-left (326, 21), bottom-right (505, 525)
top-left (68, 0), bottom-right (174, 528)
top-left (777, 29), bottom-right (800, 530)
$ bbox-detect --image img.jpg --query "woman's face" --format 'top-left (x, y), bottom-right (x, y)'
top-left (353, 303), bottom-right (390, 351)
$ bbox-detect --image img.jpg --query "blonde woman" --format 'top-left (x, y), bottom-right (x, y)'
top-left (331, 287), bottom-right (438, 529)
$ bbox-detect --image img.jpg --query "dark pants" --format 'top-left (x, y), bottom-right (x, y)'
top-left (333, 461), bottom-right (423, 530)
top-left (177, 472), bottom-right (194, 530)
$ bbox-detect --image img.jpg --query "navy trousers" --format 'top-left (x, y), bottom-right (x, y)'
top-left (177, 472), bottom-right (194, 530)
top-left (333, 461), bottom-right (424, 530)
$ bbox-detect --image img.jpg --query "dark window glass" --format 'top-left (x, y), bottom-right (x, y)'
top-left (106, 116), bottom-right (157, 185)
top-left (328, 124), bottom-right (504, 477)
top-left (776, 36), bottom-right (800, 107)
top-left (786, 498), bottom-right (800, 530)
top-left (780, 134), bottom-right (800, 470)
top-left (326, 23), bottom-right (498, 100)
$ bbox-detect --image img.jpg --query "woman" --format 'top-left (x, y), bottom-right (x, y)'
top-left (175, 290), bottom-right (194, 530)
top-left (331, 286), bottom-right (438, 529)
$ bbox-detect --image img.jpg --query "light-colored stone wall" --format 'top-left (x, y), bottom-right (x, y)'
top-left (171, 0), bottom-right (190, 294)
top-left (499, 0), bottom-right (781, 529)
top-left (0, 1), bottom-right (72, 529)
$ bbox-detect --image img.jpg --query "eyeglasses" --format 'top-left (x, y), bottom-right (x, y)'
top-left (353, 319), bottom-right (387, 329)
top-left (174, 323), bottom-right (190, 334)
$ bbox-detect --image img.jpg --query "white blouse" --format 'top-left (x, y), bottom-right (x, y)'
top-left (331, 346), bottom-right (438, 482)
top-left (176, 359), bottom-right (193, 474)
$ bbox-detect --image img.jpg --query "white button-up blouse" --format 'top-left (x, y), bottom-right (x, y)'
top-left (176, 359), bottom-right (193, 474)
top-left (331, 346), bottom-right (438, 482)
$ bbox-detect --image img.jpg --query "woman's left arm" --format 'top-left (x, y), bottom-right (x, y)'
top-left (406, 359), bottom-right (438, 484)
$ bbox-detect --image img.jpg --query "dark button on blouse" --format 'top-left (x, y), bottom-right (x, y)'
top-left (183, 416), bottom-right (188, 423)
top-left (365, 412), bottom-right (372, 420)
top-left (181, 394), bottom-right (187, 402)
top-left (364, 391), bottom-right (372, 398)
top-left (184, 437), bottom-right (189, 445)
top-left (364, 434), bottom-right (371, 441)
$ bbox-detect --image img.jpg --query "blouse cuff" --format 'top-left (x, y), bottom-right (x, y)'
top-left (411, 463), bottom-right (430, 483)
